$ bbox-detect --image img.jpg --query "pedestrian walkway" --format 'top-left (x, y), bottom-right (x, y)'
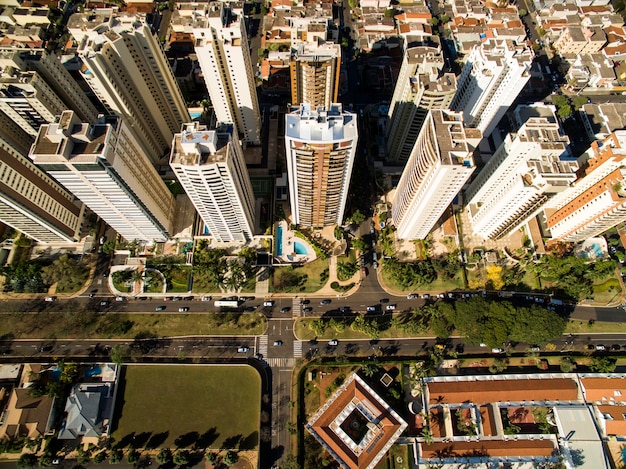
top-left (265, 357), bottom-right (295, 368)
top-left (258, 335), bottom-right (268, 357)
top-left (255, 266), bottom-right (269, 296)
top-left (293, 340), bottom-right (302, 358)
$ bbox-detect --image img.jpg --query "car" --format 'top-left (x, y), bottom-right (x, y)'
top-left (102, 270), bottom-right (109, 278)
top-left (173, 297), bottom-right (182, 301)
top-left (237, 346), bottom-right (249, 353)
top-left (38, 344), bottom-right (53, 353)
top-left (100, 301), bottom-right (110, 307)
top-left (611, 344), bottom-right (621, 351)
top-left (586, 344), bottom-right (595, 350)
top-left (529, 345), bottom-right (541, 352)
top-left (164, 296), bottom-right (172, 301)
top-left (244, 306), bottom-right (256, 312)
top-left (201, 296), bottom-right (212, 301)
top-left (492, 348), bottom-right (504, 354)
top-left (596, 344), bottom-right (607, 351)
top-left (115, 296), bottom-right (124, 301)
top-left (379, 298), bottom-right (389, 304)
top-left (178, 307), bottom-right (189, 312)
top-left (328, 339), bottom-right (339, 346)
top-left (88, 293), bottom-right (95, 298)
top-left (320, 299), bottom-right (331, 305)
top-left (273, 340), bottom-right (283, 346)
top-left (366, 306), bottom-right (377, 312)
top-left (241, 296), bottom-right (255, 301)
top-left (421, 294), bottom-right (430, 299)
top-left (407, 294), bottom-right (418, 299)
top-left (280, 306), bottom-right (291, 313)
top-left (300, 299), bottom-right (310, 305)
top-left (339, 306), bottom-right (350, 313)
top-left (263, 300), bottom-right (275, 307)
top-left (44, 297), bottom-right (55, 302)
top-left (436, 293), bottom-right (445, 298)
top-left (303, 307), bottom-right (313, 313)
top-left (385, 304), bottom-right (396, 311)
top-left (155, 306), bottom-right (165, 311)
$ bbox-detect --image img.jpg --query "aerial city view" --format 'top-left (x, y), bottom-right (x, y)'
top-left (4, 0), bottom-right (626, 467)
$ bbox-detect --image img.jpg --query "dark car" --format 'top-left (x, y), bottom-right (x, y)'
top-left (280, 306), bottom-right (291, 313)
top-left (320, 299), bottom-right (331, 305)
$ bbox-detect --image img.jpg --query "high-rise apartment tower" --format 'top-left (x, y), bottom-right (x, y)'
top-left (392, 110), bottom-right (476, 240)
top-left (451, 39), bottom-right (532, 138)
top-left (285, 103), bottom-right (358, 227)
top-left (68, 9), bottom-right (190, 165)
top-left (170, 122), bottom-right (255, 243)
top-left (176, 1), bottom-right (261, 145)
top-left (290, 42), bottom-right (341, 109)
top-left (30, 111), bottom-right (176, 242)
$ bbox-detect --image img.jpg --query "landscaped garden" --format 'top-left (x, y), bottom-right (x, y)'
top-left (271, 258), bottom-right (329, 293)
top-left (112, 365), bottom-right (260, 452)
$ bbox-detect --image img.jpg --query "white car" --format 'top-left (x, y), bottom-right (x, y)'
top-left (263, 300), bottom-right (275, 307)
top-left (201, 296), bottom-right (212, 301)
top-left (237, 346), bottom-right (249, 353)
top-left (406, 294), bottom-right (418, 299)
top-left (491, 348), bottom-right (504, 354)
top-left (386, 304), bottom-right (396, 310)
top-left (178, 307), bottom-right (189, 312)
top-left (328, 339), bottom-right (339, 346)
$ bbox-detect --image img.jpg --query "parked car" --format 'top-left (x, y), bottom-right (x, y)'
top-left (280, 307), bottom-right (291, 313)
top-left (366, 306), bottom-right (377, 312)
top-left (303, 307), bottom-right (313, 313)
top-left (385, 304), bottom-right (396, 311)
top-left (328, 339), bottom-right (339, 346)
top-left (44, 297), bottom-right (55, 302)
top-left (491, 348), bottom-right (504, 354)
top-left (237, 346), bottom-right (249, 353)
top-left (178, 307), bottom-right (189, 312)
top-left (115, 296), bottom-right (124, 301)
top-left (201, 296), bottom-right (212, 301)
top-left (595, 344), bottom-right (606, 351)
top-left (263, 300), bottom-right (275, 307)
top-left (407, 294), bottom-right (418, 299)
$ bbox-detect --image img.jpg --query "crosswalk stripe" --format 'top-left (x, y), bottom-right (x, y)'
top-left (265, 358), bottom-right (295, 368)
top-left (292, 298), bottom-right (302, 318)
top-left (258, 336), bottom-right (268, 356)
top-left (293, 340), bottom-right (303, 358)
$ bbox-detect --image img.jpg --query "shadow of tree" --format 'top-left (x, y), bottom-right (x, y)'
top-left (239, 431), bottom-right (258, 451)
top-left (195, 428), bottom-right (219, 450)
top-left (115, 432), bottom-right (135, 449)
top-left (147, 431), bottom-right (169, 449)
top-left (133, 432), bottom-right (152, 449)
top-left (175, 431), bottom-right (199, 448)
top-left (221, 434), bottom-right (242, 450)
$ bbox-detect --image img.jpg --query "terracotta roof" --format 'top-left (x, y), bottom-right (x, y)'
top-left (307, 373), bottom-right (407, 469)
top-left (582, 377), bottom-right (626, 403)
top-left (598, 405), bottom-right (626, 435)
top-left (421, 439), bottom-right (556, 458)
top-left (427, 378), bottom-right (579, 405)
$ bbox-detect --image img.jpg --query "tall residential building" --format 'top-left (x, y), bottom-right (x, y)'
top-left (392, 110), bottom-right (476, 240)
top-left (68, 9), bottom-right (190, 165)
top-left (547, 132), bottom-right (626, 242)
top-left (285, 103), bottom-right (358, 227)
top-left (177, 1), bottom-right (261, 145)
top-left (450, 39), bottom-right (533, 138)
top-left (385, 41), bottom-right (456, 164)
top-left (0, 48), bottom-right (99, 125)
top-left (290, 42), bottom-right (341, 109)
top-left (0, 48), bottom-right (99, 137)
top-left (0, 107), bottom-right (34, 156)
top-left (466, 105), bottom-right (578, 240)
top-left (30, 111), bottom-right (176, 242)
top-left (170, 122), bottom-right (255, 243)
top-left (0, 144), bottom-right (84, 243)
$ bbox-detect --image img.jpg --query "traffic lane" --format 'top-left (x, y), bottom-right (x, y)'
top-left (266, 319), bottom-right (294, 358)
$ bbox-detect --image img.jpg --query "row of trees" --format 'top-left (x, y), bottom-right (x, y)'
top-left (308, 297), bottom-right (567, 347)
top-left (192, 243), bottom-right (256, 292)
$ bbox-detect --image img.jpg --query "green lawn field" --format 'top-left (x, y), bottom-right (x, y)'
top-left (111, 365), bottom-right (260, 451)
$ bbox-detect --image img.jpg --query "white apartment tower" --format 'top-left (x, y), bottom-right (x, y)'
top-left (0, 143), bottom-right (84, 243)
top-left (30, 111), bottom-right (176, 242)
top-left (290, 42), bottom-right (341, 109)
top-left (547, 132), bottom-right (626, 242)
top-left (392, 110), bottom-right (476, 240)
top-left (170, 122), bottom-right (255, 243)
top-left (0, 48), bottom-right (99, 136)
top-left (386, 42), bottom-right (456, 163)
top-left (68, 9), bottom-right (190, 165)
top-left (451, 39), bottom-right (533, 138)
top-left (180, 2), bottom-right (261, 145)
top-left (285, 103), bottom-right (358, 227)
top-left (466, 105), bottom-right (578, 240)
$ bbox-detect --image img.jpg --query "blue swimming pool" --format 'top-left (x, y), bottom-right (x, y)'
top-left (189, 112), bottom-right (202, 119)
top-left (581, 243), bottom-right (603, 258)
top-left (85, 365), bottom-right (102, 378)
top-left (276, 225), bottom-right (283, 256)
top-left (294, 240), bottom-right (307, 255)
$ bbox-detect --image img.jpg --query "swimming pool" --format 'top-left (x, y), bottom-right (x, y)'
top-left (189, 112), bottom-right (202, 119)
top-left (85, 365), bottom-right (102, 378)
top-left (294, 240), bottom-right (307, 255)
top-left (581, 242), bottom-right (603, 258)
top-left (276, 225), bottom-right (283, 256)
